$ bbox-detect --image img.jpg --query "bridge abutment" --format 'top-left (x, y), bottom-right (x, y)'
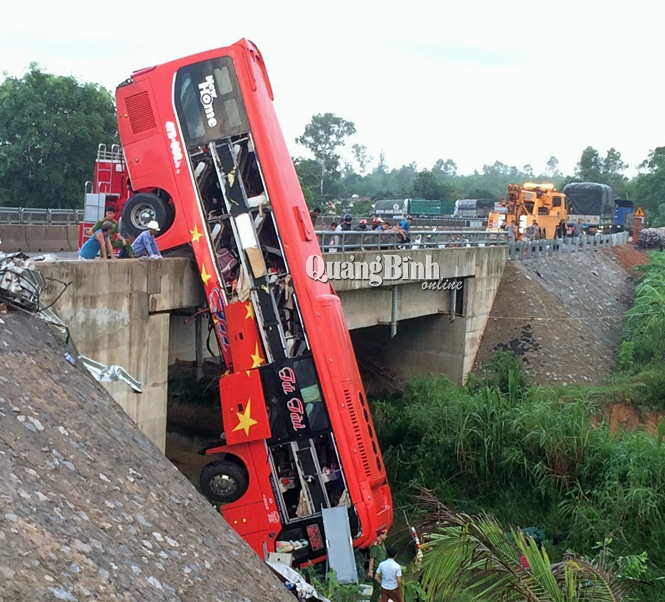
top-left (38, 258), bottom-right (204, 452)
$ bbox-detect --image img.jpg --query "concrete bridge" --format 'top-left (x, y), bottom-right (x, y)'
top-left (36, 246), bottom-right (507, 451)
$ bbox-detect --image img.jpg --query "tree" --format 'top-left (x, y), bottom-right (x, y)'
top-left (433, 158), bottom-right (457, 177)
top-left (420, 494), bottom-right (634, 602)
top-left (602, 147), bottom-right (628, 196)
top-left (392, 162), bottom-right (418, 197)
top-left (523, 164), bottom-right (534, 178)
top-left (575, 146), bottom-right (604, 182)
top-left (633, 147), bottom-right (665, 225)
top-left (374, 150), bottom-right (388, 175)
top-left (293, 157), bottom-right (320, 206)
top-left (0, 64), bottom-right (118, 208)
top-left (545, 156), bottom-right (561, 179)
top-left (295, 113), bottom-right (356, 197)
top-left (351, 143), bottom-right (372, 175)
top-left (411, 169), bottom-right (441, 199)
top-left (603, 147), bottom-right (627, 176)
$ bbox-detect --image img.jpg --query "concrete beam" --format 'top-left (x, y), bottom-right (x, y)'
top-left (337, 246), bottom-right (508, 384)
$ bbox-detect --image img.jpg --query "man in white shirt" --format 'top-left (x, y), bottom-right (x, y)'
top-left (375, 547), bottom-right (402, 602)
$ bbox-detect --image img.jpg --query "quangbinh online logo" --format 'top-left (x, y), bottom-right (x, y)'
top-left (305, 254), bottom-right (463, 290)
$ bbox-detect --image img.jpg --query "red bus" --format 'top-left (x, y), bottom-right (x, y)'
top-left (113, 39), bottom-right (392, 564)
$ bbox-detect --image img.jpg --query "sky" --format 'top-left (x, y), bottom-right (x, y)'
top-left (2, 0), bottom-right (662, 179)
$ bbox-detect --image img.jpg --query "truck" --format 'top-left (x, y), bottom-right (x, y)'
top-left (453, 198), bottom-right (496, 219)
top-left (88, 39), bottom-right (393, 567)
top-left (409, 198), bottom-right (455, 217)
top-left (563, 182), bottom-right (615, 232)
top-left (614, 199), bottom-right (634, 232)
top-left (488, 183), bottom-right (568, 240)
top-left (371, 198), bottom-right (454, 220)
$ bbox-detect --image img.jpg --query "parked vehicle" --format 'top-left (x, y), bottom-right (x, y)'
top-left (453, 198), bottom-right (495, 219)
top-left (614, 199), bottom-right (634, 232)
top-left (564, 182), bottom-right (615, 232)
top-left (371, 198), bottom-right (455, 220)
top-left (488, 183), bottom-right (567, 240)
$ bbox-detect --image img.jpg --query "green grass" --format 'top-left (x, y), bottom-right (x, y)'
top-left (371, 352), bottom-right (665, 600)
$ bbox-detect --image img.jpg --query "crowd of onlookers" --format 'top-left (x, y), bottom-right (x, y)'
top-left (502, 218), bottom-right (586, 243)
top-left (309, 208), bottom-right (413, 251)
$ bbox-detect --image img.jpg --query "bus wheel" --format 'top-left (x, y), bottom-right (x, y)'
top-left (122, 193), bottom-right (169, 237)
top-left (200, 460), bottom-right (248, 503)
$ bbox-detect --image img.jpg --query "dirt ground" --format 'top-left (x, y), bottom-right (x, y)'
top-left (606, 244), bottom-right (649, 276)
top-left (473, 246), bottom-right (639, 385)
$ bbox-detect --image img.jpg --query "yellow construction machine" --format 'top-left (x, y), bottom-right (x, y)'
top-left (489, 183), bottom-right (567, 240)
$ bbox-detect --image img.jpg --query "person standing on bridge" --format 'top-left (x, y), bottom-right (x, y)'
top-left (399, 215), bottom-right (413, 244)
top-left (79, 221), bottom-right (115, 260)
top-left (131, 221), bottom-right (163, 259)
top-left (505, 220), bottom-right (517, 242)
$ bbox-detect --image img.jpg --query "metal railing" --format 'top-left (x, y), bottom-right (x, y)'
top-left (0, 207), bottom-right (84, 225)
top-left (317, 229), bottom-right (507, 252)
top-left (508, 231), bottom-right (629, 260)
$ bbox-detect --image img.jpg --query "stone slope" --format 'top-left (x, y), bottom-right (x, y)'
top-left (0, 313), bottom-right (293, 602)
top-left (473, 248), bottom-right (637, 385)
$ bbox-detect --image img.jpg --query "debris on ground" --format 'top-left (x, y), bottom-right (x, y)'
top-left (0, 252), bottom-right (46, 311)
top-left (0, 253), bottom-right (142, 392)
top-left (606, 244), bottom-right (650, 276)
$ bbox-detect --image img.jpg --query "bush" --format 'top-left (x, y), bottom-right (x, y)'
top-left (373, 370), bottom-right (665, 597)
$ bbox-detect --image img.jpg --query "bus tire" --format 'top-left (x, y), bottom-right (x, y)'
top-left (199, 460), bottom-right (248, 503)
top-left (122, 193), bottom-right (169, 238)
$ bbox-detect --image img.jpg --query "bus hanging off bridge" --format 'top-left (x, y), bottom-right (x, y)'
top-left (97, 39), bottom-right (393, 566)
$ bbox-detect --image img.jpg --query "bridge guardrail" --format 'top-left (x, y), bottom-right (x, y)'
top-left (317, 229), bottom-right (507, 252)
top-left (508, 231), bottom-right (629, 260)
top-left (0, 207), bottom-right (84, 225)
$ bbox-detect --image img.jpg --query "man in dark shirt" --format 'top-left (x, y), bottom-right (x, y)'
top-left (367, 529), bottom-right (389, 602)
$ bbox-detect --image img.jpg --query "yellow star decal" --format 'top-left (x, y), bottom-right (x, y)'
top-left (200, 264), bottom-right (212, 286)
top-left (232, 399), bottom-right (258, 436)
top-left (250, 343), bottom-right (265, 368)
top-left (190, 223), bottom-right (203, 243)
top-left (245, 302), bottom-right (255, 320)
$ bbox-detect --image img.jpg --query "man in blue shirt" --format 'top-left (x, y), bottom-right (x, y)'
top-left (131, 220), bottom-right (163, 258)
top-left (399, 216), bottom-right (412, 244)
